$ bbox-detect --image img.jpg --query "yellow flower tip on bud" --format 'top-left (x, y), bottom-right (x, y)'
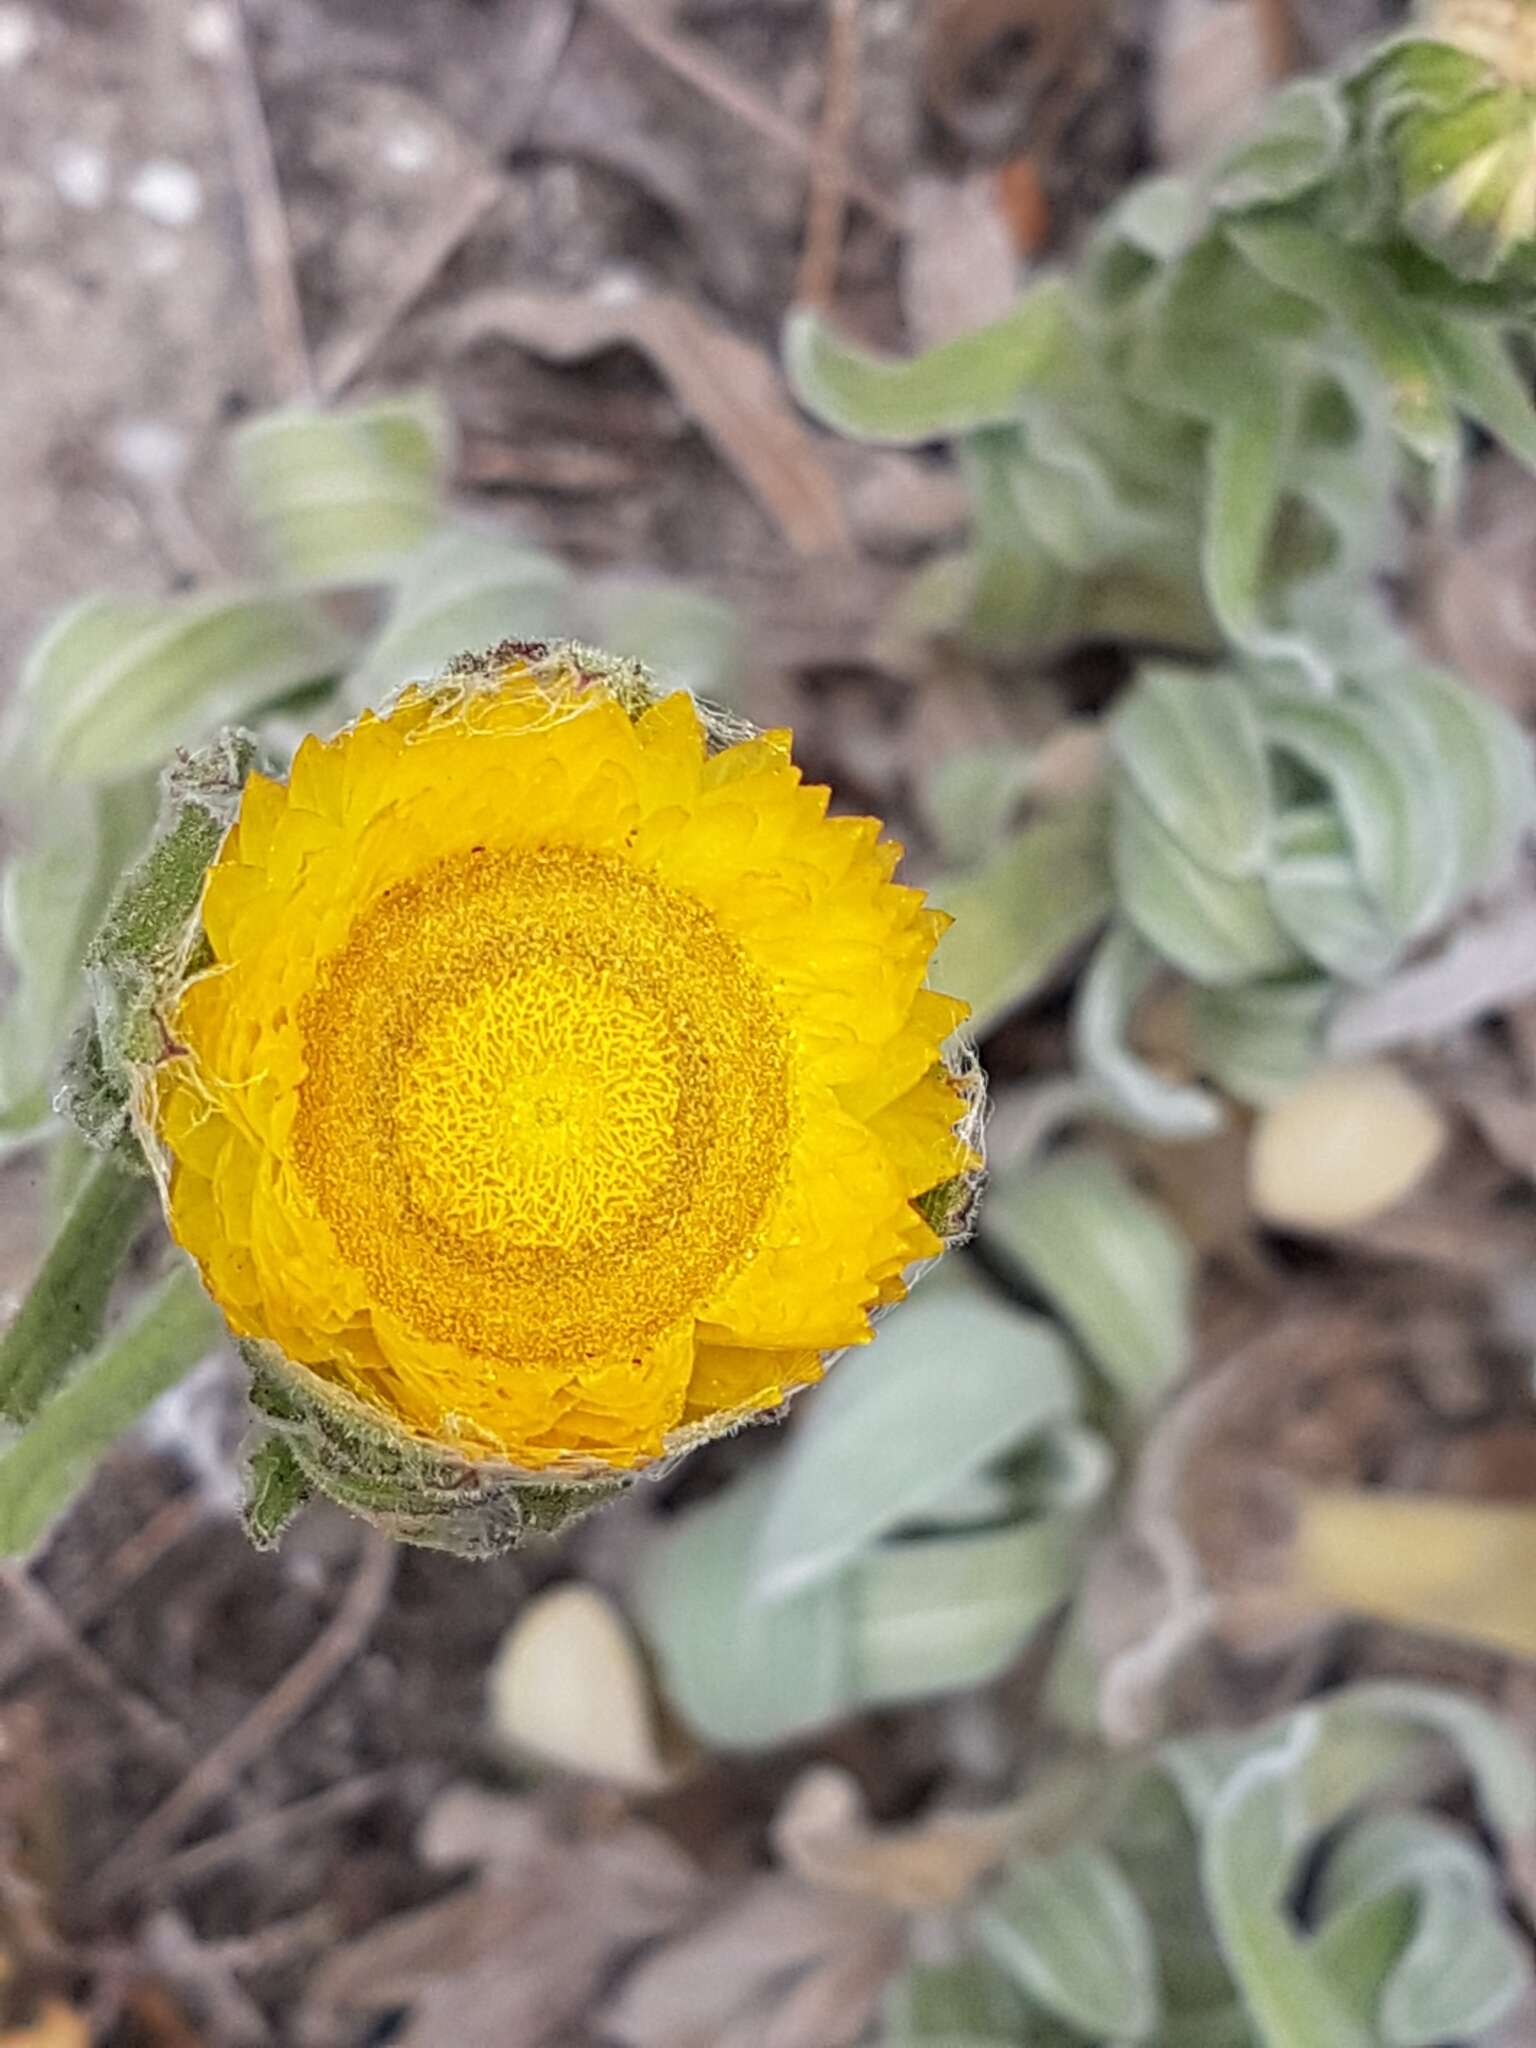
top-left (488, 1582), bottom-right (683, 1790)
top-left (1365, 6), bottom-right (1536, 283)
top-left (1248, 1060), bottom-right (1447, 1231)
top-left (115, 644), bottom-right (981, 1543)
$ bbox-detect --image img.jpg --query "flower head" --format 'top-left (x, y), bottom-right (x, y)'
top-left (140, 646), bottom-right (978, 1494)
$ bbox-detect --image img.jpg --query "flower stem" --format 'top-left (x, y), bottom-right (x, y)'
top-left (0, 1266), bottom-right (219, 1556)
top-left (0, 1155), bottom-right (154, 1426)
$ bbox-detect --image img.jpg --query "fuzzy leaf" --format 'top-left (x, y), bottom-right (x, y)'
top-left (345, 525), bottom-right (573, 711)
top-left (981, 1149), bottom-right (1191, 1409)
top-left (0, 778), bottom-right (156, 1140)
top-left (883, 1958), bottom-right (1031, 2044)
top-left (233, 390), bottom-right (452, 588)
top-left (12, 593), bottom-right (347, 786)
top-left (1261, 692), bottom-right (1458, 939)
top-left (1113, 780), bottom-right (1304, 987)
top-left (1264, 807), bottom-right (1401, 984)
top-left (1073, 923), bottom-right (1223, 1138)
top-left (1226, 221), bottom-right (1459, 465)
top-left (977, 1844), bottom-right (1159, 2041)
top-left (1190, 979), bottom-right (1332, 1107)
top-left (589, 580), bottom-right (742, 706)
top-left (1355, 662), bottom-right (1536, 895)
top-left (1112, 664), bottom-right (1271, 879)
top-left (1212, 79), bottom-right (1351, 211)
top-left (854, 1518), bottom-right (1078, 1704)
top-left (636, 1464), bottom-right (852, 1749)
top-left (934, 797), bottom-right (1114, 1034)
top-left (751, 1287), bottom-right (1079, 1601)
top-left (1201, 1715), bottom-right (1377, 2048)
top-left (784, 286), bottom-right (1074, 445)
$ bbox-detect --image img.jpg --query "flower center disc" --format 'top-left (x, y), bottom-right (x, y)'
top-left (294, 845), bottom-right (793, 1368)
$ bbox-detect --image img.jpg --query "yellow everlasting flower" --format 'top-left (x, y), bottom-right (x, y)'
top-left (147, 647), bottom-right (978, 1478)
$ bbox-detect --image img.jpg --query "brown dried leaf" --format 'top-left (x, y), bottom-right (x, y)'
top-left (438, 287), bottom-right (850, 557)
top-left (300, 1789), bottom-right (705, 2047)
top-left (598, 1873), bottom-right (894, 2048)
top-left (770, 1766), bottom-right (1019, 1911)
top-left (1457, 1087), bottom-right (1536, 1183)
top-left (923, 0), bottom-right (1106, 154)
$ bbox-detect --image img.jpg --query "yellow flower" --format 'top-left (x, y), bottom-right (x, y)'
top-left (149, 648), bottom-right (977, 1475)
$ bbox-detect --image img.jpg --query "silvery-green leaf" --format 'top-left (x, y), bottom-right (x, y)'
top-left (1112, 664), bottom-right (1271, 879)
top-left (1326, 1681), bottom-right (1536, 1851)
top-left (935, 796), bottom-right (1113, 1034)
top-left (960, 431), bottom-right (1093, 649)
top-left (783, 285), bottom-right (1074, 446)
top-left (1310, 1889), bottom-right (1417, 2032)
top-left (1073, 923), bottom-right (1223, 1139)
top-left (1159, 2008), bottom-right (1259, 2048)
top-left (1262, 692), bottom-right (1458, 939)
top-left (750, 1287), bottom-right (1079, 1602)
top-left (1319, 1809), bottom-right (1534, 2048)
top-left (232, 390), bottom-right (452, 589)
top-left (1416, 309), bottom-right (1536, 473)
top-left (1201, 1715), bottom-right (1378, 2048)
top-left (1211, 79), bottom-right (1350, 211)
top-left (977, 1844), bottom-right (1159, 2041)
top-left (1226, 221), bottom-right (1459, 466)
top-left (0, 779), bottom-right (158, 1143)
top-left (981, 1149), bottom-right (1191, 1409)
top-left (1113, 780), bottom-right (1304, 987)
top-left (924, 748), bottom-right (1036, 869)
top-left (853, 1513), bottom-right (1083, 1704)
top-left (883, 1958), bottom-right (1032, 2044)
top-left (345, 525), bottom-right (573, 711)
top-left (1320, 1808), bottom-right (1493, 1917)
top-left (12, 593), bottom-right (348, 786)
top-left (1201, 377), bottom-right (1332, 689)
top-left (635, 1463), bottom-right (852, 1750)
top-left (1189, 979), bottom-right (1332, 1107)
top-left (1377, 1873), bottom-right (1531, 2045)
top-left (1355, 662), bottom-right (1536, 894)
top-left (0, 1267), bottom-right (219, 1557)
top-left (588, 579), bottom-right (741, 706)
top-left (1264, 806), bottom-right (1402, 983)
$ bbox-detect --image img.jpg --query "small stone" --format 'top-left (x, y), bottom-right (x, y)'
top-left (383, 123), bottom-right (438, 176)
top-left (488, 1583), bottom-right (678, 1790)
top-left (1249, 1061), bottom-right (1447, 1231)
top-left (110, 418), bottom-right (190, 484)
top-left (184, 0), bottom-right (235, 59)
top-left (128, 159), bottom-right (203, 229)
top-left (53, 141), bottom-right (110, 212)
top-left (0, 5), bottom-right (37, 70)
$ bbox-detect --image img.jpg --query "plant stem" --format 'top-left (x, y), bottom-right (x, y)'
top-left (0, 1155), bottom-right (154, 1425)
top-left (0, 1266), bottom-right (219, 1557)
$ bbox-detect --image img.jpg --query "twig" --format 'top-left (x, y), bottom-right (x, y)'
top-left (215, 0), bottom-right (314, 401)
top-left (89, 1530), bottom-right (396, 1903)
top-left (1251, 0), bottom-right (1301, 80)
top-left (796, 0), bottom-right (863, 311)
top-left (317, 167), bottom-right (504, 399)
top-left (72, 1494), bottom-right (207, 1632)
top-left (0, 1569), bottom-right (191, 1767)
top-left (144, 1768), bottom-right (405, 1895)
top-left (590, 0), bottom-right (906, 233)
top-left (317, 0), bottom-right (578, 397)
